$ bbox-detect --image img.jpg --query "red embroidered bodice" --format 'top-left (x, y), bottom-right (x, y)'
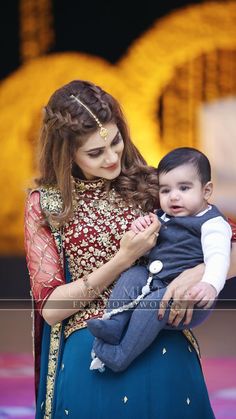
top-left (24, 178), bottom-right (144, 337)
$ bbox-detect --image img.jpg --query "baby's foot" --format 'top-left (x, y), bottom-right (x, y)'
top-left (87, 318), bottom-right (122, 344)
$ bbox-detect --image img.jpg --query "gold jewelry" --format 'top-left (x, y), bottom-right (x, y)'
top-left (70, 94), bottom-right (108, 139)
top-left (82, 275), bottom-right (99, 295)
top-left (82, 275), bottom-right (95, 293)
top-left (82, 275), bottom-right (104, 301)
top-left (171, 308), bottom-right (181, 315)
top-left (170, 303), bottom-right (181, 316)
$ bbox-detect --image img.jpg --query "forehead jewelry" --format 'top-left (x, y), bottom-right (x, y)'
top-left (70, 94), bottom-right (108, 139)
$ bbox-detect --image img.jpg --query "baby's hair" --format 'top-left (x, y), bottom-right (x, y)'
top-left (157, 147), bottom-right (211, 185)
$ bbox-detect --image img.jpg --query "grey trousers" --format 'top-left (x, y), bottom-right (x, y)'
top-left (90, 265), bottom-right (214, 372)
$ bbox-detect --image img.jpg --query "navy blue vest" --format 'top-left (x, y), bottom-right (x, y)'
top-left (148, 205), bottom-right (224, 283)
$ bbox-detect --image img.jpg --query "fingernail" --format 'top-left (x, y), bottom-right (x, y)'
top-left (158, 315), bottom-right (163, 321)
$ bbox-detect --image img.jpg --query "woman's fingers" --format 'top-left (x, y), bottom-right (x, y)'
top-left (168, 302), bottom-right (186, 326)
top-left (158, 287), bottom-right (173, 319)
top-left (200, 299), bottom-right (215, 310)
top-left (158, 284), bottom-right (197, 326)
top-left (131, 224), bottom-right (140, 234)
top-left (171, 287), bottom-right (199, 325)
top-left (145, 216), bottom-right (160, 232)
top-left (183, 306), bottom-right (194, 325)
top-left (196, 298), bottom-right (208, 308)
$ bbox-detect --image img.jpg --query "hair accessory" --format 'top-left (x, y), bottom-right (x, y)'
top-left (70, 94), bottom-right (108, 139)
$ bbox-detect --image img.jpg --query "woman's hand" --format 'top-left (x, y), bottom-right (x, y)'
top-left (118, 216), bottom-right (160, 268)
top-left (158, 264), bottom-right (205, 327)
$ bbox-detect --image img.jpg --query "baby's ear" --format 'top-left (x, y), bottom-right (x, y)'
top-left (203, 181), bottom-right (213, 200)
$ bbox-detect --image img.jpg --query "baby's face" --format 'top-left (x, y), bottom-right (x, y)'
top-left (158, 164), bottom-right (212, 217)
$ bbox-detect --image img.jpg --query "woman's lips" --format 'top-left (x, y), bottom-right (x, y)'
top-left (103, 163), bottom-right (118, 170)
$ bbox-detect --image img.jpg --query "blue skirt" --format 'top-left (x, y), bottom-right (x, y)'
top-left (53, 328), bottom-right (215, 419)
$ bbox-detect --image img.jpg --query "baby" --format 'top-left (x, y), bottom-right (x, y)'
top-left (88, 147), bottom-right (232, 372)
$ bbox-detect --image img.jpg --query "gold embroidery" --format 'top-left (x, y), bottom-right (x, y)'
top-left (38, 188), bottom-right (65, 419)
top-left (44, 322), bottom-right (62, 419)
top-left (183, 329), bottom-right (201, 359)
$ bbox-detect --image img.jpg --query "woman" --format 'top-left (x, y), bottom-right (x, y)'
top-left (24, 80), bottom-right (236, 419)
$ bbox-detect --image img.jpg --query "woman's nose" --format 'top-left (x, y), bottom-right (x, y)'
top-left (104, 149), bottom-right (117, 164)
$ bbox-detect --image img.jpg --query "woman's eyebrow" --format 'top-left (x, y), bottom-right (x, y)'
top-left (85, 131), bottom-right (119, 152)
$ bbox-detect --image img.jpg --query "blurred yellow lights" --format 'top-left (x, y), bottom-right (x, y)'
top-left (19, 0), bottom-right (54, 61)
top-left (0, 1), bottom-right (236, 254)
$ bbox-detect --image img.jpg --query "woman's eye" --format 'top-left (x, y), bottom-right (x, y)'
top-left (112, 133), bottom-right (122, 146)
top-left (87, 150), bottom-right (103, 158)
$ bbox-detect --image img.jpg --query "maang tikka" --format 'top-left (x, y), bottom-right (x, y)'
top-left (70, 94), bottom-right (109, 139)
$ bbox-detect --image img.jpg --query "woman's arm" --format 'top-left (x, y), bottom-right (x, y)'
top-left (43, 226), bottom-right (159, 325)
top-left (158, 242), bottom-right (236, 326)
top-left (226, 241), bottom-right (236, 279)
top-left (25, 192), bottom-right (159, 326)
top-left (226, 217), bottom-right (236, 279)
top-left (158, 219), bottom-right (236, 327)
top-left (24, 191), bottom-right (65, 314)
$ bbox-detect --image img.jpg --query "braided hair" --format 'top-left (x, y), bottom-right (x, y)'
top-left (35, 80), bottom-right (159, 225)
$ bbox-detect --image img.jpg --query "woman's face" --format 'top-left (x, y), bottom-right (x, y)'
top-left (74, 122), bottom-right (124, 180)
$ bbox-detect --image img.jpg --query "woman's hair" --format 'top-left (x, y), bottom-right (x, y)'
top-left (35, 80), bottom-right (159, 224)
top-left (157, 147), bottom-right (211, 185)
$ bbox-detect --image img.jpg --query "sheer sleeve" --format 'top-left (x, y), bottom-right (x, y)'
top-left (24, 191), bottom-right (65, 314)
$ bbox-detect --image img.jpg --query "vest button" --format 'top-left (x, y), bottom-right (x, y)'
top-left (149, 260), bottom-right (163, 274)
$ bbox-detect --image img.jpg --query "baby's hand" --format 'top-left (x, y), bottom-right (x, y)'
top-left (131, 213), bottom-right (161, 234)
top-left (188, 282), bottom-right (217, 309)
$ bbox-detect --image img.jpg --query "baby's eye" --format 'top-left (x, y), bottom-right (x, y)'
top-left (180, 185), bottom-right (190, 191)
